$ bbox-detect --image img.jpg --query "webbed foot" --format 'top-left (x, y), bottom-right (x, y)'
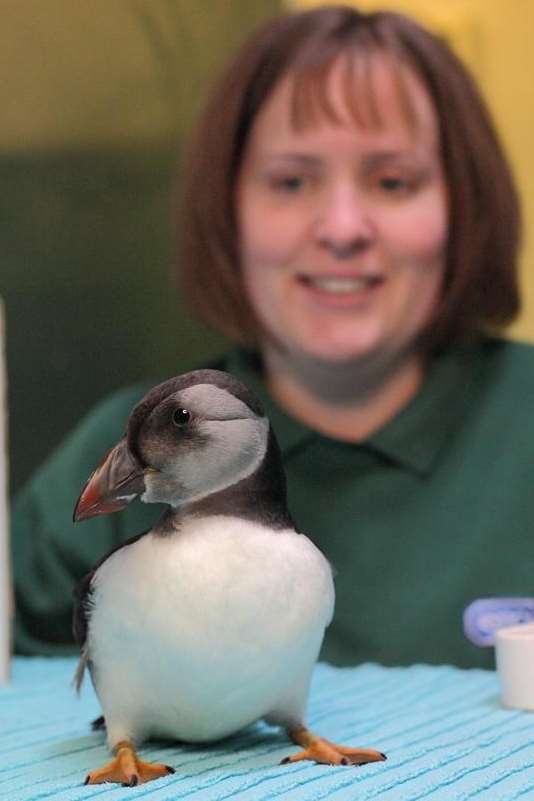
top-left (84, 740), bottom-right (175, 786)
top-left (282, 725), bottom-right (386, 766)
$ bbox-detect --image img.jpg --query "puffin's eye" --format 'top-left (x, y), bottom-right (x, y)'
top-left (172, 408), bottom-right (191, 427)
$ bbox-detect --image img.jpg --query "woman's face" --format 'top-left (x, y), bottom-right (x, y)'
top-left (236, 55), bottom-right (448, 367)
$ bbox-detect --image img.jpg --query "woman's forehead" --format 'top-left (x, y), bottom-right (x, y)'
top-left (271, 52), bottom-right (439, 143)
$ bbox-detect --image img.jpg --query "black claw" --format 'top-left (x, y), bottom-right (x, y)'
top-left (165, 765), bottom-right (176, 774)
top-left (380, 753), bottom-right (387, 760)
top-left (340, 757), bottom-right (350, 766)
top-left (280, 756), bottom-right (291, 765)
top-left (84, 776), bottom-right (90, 785)
top-left (123, 775), bottom-right (138, 787)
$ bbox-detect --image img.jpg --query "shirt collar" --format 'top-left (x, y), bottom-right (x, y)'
top-left (225, 343), bottom-right (482, 476)
top-left (366, 343), bottom-right (481, 474)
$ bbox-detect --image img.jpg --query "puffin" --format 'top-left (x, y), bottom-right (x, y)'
top-left (72, 369), bottom-right (386, 786)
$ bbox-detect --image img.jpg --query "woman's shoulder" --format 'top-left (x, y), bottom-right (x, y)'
top-left (462, 336), bottom-right (534, 434)
top-left (477, 336), bottom-right (534, 388)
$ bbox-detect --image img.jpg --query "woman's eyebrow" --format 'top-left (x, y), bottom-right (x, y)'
top-left (362, 150), bottom-right (431, 169)
top-left (258, 152), bottom-right (323, 167)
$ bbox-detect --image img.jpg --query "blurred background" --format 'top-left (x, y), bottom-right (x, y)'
top-left (3, 0), bottom-right (533, 495)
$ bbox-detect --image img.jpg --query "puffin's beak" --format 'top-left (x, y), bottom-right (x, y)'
top-left (73, 437), bottom-right (147, 522)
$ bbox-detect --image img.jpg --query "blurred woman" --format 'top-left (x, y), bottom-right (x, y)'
top-left (13, 5), bottom-right (531, 669)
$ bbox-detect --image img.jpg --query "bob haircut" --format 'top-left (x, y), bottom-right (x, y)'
top-left (178, 4), bottom-right (521, 350)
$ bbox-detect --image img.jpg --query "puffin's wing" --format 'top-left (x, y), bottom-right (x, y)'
top-left (72, 530), bottom-right (148, 689)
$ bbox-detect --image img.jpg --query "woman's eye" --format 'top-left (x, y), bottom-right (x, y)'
top-left (379, 176), bottom-right (408, 192)
top-left (270, 175), bottom-right (305, 192)
top-left (172, 408), bottom-right (191, 427)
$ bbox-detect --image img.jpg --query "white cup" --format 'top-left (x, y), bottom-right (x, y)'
top-left (495, 622), bottom-right (534, 710)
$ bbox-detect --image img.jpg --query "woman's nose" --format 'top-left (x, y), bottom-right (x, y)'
top-left (314, 186), bottom-right (374, 259)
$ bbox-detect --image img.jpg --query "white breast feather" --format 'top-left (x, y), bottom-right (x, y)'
top-left (87, 516), bottom-right (334, 747)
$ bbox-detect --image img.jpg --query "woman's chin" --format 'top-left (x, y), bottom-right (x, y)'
top-left (261, 321), bottom-right (401, 368)
top-left (294, 335), bottom-right (388, 367)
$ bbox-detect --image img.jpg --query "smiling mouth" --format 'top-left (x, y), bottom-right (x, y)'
top-left (299, 275), bottom-right (383, 294)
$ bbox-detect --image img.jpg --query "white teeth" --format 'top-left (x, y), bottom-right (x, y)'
top-left (305, 276), bottom-right (375, 293)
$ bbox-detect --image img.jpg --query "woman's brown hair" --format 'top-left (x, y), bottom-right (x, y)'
top-left (178, 4), bottom-right (521, 350)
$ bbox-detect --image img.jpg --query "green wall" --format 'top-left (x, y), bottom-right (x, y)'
top-left (3, 1), bottom-right (281, 493)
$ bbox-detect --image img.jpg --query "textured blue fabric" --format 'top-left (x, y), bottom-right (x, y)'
top-left (2, 658), bottom-right (534, 800)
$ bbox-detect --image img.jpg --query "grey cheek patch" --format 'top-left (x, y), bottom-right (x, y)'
top-left (141, 416), bottom-right (270, 507)
top-left (179, 417), bottom-right (269, 502)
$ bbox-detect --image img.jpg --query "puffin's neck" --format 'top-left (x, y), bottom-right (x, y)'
top-left (158, 428), bottom-right (295, 533)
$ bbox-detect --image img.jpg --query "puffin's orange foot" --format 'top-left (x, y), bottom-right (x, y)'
top-left (282, 726), bottom-right (386, 767)
top-left (84, 741), bottom-right (175, 786)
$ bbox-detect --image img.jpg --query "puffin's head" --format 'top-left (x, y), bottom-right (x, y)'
top-left (73, 370), bottom-right (270, 521)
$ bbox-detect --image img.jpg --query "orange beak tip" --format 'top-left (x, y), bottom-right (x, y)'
top-left (72, 438), bottom-right (146, 524)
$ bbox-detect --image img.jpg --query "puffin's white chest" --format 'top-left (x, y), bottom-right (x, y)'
top-left (87, 515), bottom-right (334, 744)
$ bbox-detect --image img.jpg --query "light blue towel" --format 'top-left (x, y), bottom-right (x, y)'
top-left (2, 658), bottom-right (534, 800)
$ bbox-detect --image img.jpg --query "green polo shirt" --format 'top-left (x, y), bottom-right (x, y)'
top-left (11, 336), bottom-right (534, 668)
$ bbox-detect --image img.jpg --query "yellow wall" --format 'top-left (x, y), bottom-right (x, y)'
top-left (0, 0), bottom-right (279, 152)
top-left (290, 0), bottom-right (534, 342)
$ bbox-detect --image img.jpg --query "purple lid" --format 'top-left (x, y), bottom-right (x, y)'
top-left (463, 598), bottom-right (534, 647)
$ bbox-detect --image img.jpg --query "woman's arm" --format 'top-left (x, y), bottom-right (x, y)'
top-left (11, 383), bottom-right (160, 655)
